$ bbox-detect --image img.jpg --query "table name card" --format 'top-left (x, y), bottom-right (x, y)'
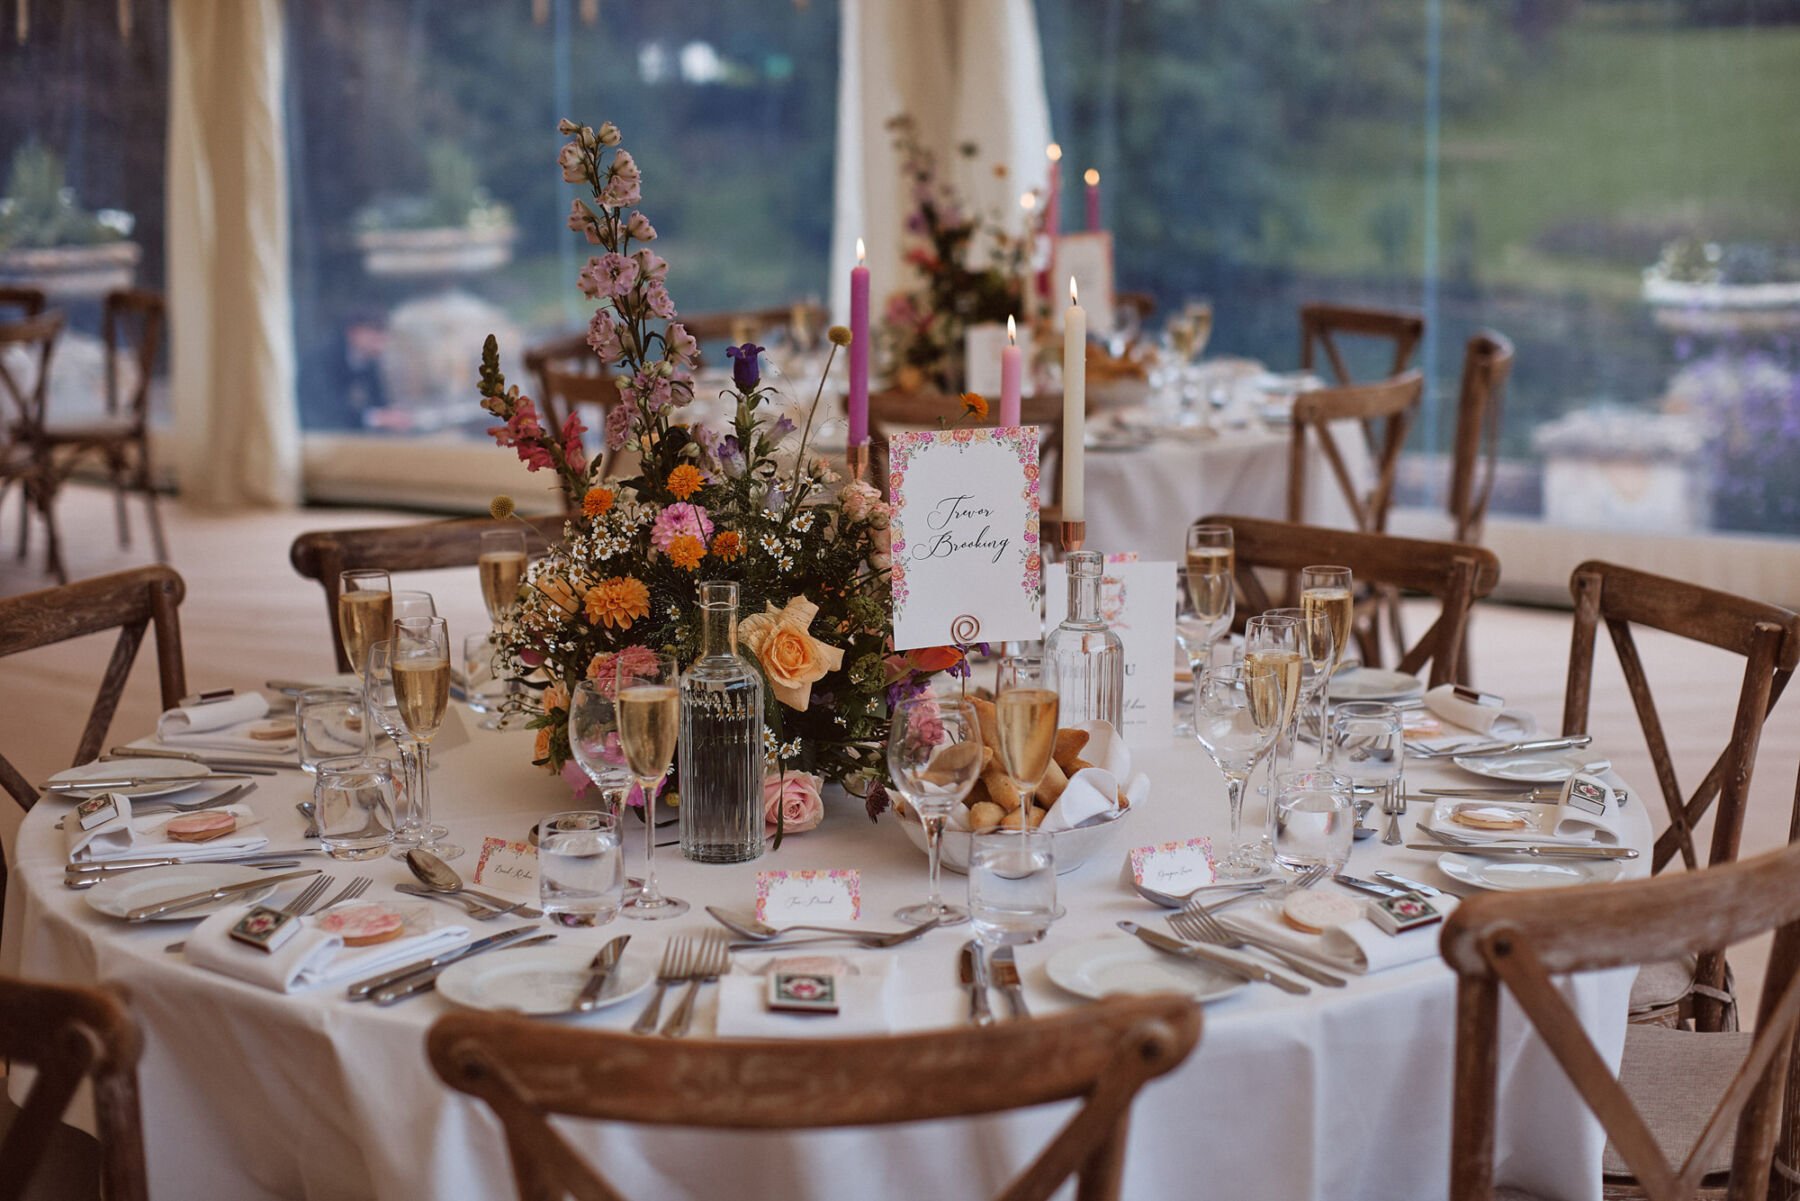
top-left (756, 869), bottom-right (861, 924)
top-left (1054, 232), bottom-right (1115, 337)
top-left (888, 426), bottom-right (1042, 651)
top-left (1129, 839), bottom-right (1217, 893)
top-left (1045, 557), bottom-right (1176, 746)
top-left (473, 837), bottom-right (537, 902)
top-left (964, 322), bottom-right (1034, 398)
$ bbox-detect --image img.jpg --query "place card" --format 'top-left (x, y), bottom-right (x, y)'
top-left (1045, 557), bottom-right (1176, 746)
top-left (964, 321), bottom-right (1035, 398)
top-left (1129, 839), bottom-right (1217, 894)
top-left (887, 427), bottom-right (1042, 651)
top-left (1054, 232), bottom-right (1116, 336)
top-left (472, 836), bottom-right (537, 902)
top-left (756, 869), bottom-right (861, 924)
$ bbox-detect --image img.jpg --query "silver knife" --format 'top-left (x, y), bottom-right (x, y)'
top-left (66, 861), bottom-right (304, 890)
top-left (1415, 735), bottom-right (1593, 760)
top-left (44, 773), bottom-right (257, 791)
top-left (989, 945), bottom-right (1030, 1019)
top-left (105, 748), bottom-right (279, 774)
top-left (959, 941), bottom-right (995, 1026)
top-left (124, 869), bottom-right (321, 921)
top-left (369, 934), bottom-right (557, 1006)
top-left (1334, 873), bottom-right (1410, 898)
top-left (573, 935), bottom-right (632, 1012)
top-left (347, 926), bottom-right (545, 999)
top-left (1119, 922), bottom-right (1310, 995)
top-left (1406, 842), bottom-right (1637, 860)
top-left (1373, 870), bottom-right (1443, 898)
top-left (65, 849), bottom-right (317, 876)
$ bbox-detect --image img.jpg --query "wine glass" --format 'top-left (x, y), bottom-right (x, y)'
top-left (569, 679), bottom-right (631, 824)
top-left (391, 615), bottom-right (461, 861)
top-left (363, 640), bottom-right (423, 853)
top-left (1183, 522), bottom-right (1235, 663)
top-left (888, 696), bottom-right (982, 926)
top-left (994, 656), bottom-right (1059, 827)
top-left (338, 569), bottom-right (392, 682)
top-left (478, 530), bottom-right (528, 626)
top-left (1192, 661), bottom-right (1284, 879)
top-left (1266, 605), bottom-right (1337, 766)
top-left (392, 589), bottom-right (437, 623)
top-left (615, 651), bottom-right (687, 919)
top-left (1301, 565), bottom-right (1354, 755)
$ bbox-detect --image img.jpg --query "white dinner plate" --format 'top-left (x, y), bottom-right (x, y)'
top-left (1436, 852), bottom-right (1622, 892)
top-left (49, 758), bottom-right (213, 800)
top-left (83, 863), bottom-right (278, 921)
top-left (435, 946), bottom-right (654, 1016)
top-left (1045, 938), bottom-right (1246, 1004)
top-left (1327, 668), bottom-right (1423, 702)
top-left (1451, 749), bottom-right (1612, 784)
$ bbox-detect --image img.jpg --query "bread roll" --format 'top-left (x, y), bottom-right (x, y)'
top-left (968, 801), bottom-right (1005, 831)
top-left (969, 696), bottom-right (1001, 751)
top-left (1037, 759), bottom-right (1071, 804)
top-left (1052, 729), bottom-right (1090, 772)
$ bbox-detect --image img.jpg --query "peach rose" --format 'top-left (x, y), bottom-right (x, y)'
top-left (737, 596), bottom-right (845, 710)
top-left (763, 769), bottom-right (825, 836)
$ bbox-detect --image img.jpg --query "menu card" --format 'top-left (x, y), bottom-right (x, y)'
top-left (1045, 557), bottom-right (1175, 746)
top-left (887, 427), bottom-right (1043, 651)
top-left (964, 322), bottom-right (1035, 398)
top-left (1054, 232), bottom-right (1116, 336)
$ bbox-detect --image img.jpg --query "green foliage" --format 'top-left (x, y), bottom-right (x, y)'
top-left (0, 140), bottom-right (128, 251)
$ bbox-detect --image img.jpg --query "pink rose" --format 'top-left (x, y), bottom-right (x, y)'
top-left (561, 759), bottom-right (593, 799)
top-left (763, 770), bottom-right (825, 836)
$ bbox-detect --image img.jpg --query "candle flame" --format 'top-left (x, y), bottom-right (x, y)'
top-left (1047, 143), bottom-right (1062, 162)
top-left (855, 237), bottom-right (865, 264)
top-left (1007, 315), bottom-right (1017, 343)
top-left (1069, 277), bottom-right (1079, 305)
top-left (1084, 168), bottom-right (1099, 186)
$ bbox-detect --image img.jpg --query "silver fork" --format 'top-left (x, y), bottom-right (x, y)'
top-left (1170, 905), bottom-right (1347, 988)
top-left (661, 932), bottom-right (730, 1038)
top-left (631, 939), bottom-right (693, 1034)
top-left (1381, 788), bottom-right (1407, 846)
top-left (280, 875), bottom-right (334, 917)
top-left (314, 876), bottom-right (372, 913)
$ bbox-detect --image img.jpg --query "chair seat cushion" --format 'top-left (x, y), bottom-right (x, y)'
top-left (1602, 1024), bottom-right (1753, 1178)
top-left (1629, 955), bottom-right (1697, 1014)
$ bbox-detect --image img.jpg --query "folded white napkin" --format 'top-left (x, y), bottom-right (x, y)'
top-left (1224, 896), bottom-right (1457, 975)
top-left (65, 796), bottom-right (269, 863)
top-left (185, 900), bottom-right (469, 994)
top-left (1420, 684), bottom-right (1534, 740)
top-left (159, 693), bottom-right (270, 737)
top-left (1552, 773), bottom-right (1626, 843)
top-left (714, 957), bottom-right (894, 1038)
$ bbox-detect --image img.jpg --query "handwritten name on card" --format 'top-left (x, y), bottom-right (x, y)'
top-left (1129, 839), bottom-right (1218, 893)
top-left (888, 427), bottom-right (1042, 651)
top-left (756, 870), bottom-right (862, 924)
top-left (1046, 558), bottom-right (1176, 746)
top-left (473, 837), bottom-right (538, 902)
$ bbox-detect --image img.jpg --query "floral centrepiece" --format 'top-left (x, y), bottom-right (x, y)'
top-left (478, 117), bottom-right (968, 814)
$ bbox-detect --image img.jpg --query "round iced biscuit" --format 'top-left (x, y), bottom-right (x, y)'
top-left (1281, 890), bottom-right (1362, 934)
top-left (317, 903), bottom-right (405, 947)
top-left (166, 811), bottom-right (237, 842)
top-left (248, 721), bottom-right (297, 741)
top-left (1453, 806), bottom-right (1528, 831)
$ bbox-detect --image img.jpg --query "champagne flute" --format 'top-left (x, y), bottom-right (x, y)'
top-left (338, 569), bottom-right (392, 682)
top-left (569, 679), bottom-right (631, 825)
top-left (616, 652), bottom-right (687, 919)
top-left (1192, 661), bottom-right (1284, 879)
top-left (363, 641), bottom-right (424, 852)
top-left (1184, 522), bottom-right (1235, 662)
top-left (392, 615), bottom-right (460, 861)
top-left (478, 530), bottom-right (528, 626)
top-left (1302, 565), bottom-right (1354, 755)
top-left (1266, 605), bottom-right (1337, 766)
top-left (888, 696), bottom-right (982, 926)
top-left (994, 656), bottom-right (1059, 828)
top-left (392, 590), bottom-right (437, 623)
top-left (1243, 612), bottom-right (1303, 868)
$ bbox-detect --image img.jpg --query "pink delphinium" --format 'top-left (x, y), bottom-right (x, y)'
top-left (649, 502), bottom-right (713, 552)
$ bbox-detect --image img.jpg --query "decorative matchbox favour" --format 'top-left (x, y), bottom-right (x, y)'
top-left (1369, 892), bottom-right (1442, 936)
top-left (229, 905), bottom-right (303, 953)
top-left (767, 970), bottom-right (840, 1015)
top-left (74, 793), bottom-right (123, 831)
top-left (1128, 839), bottom-right (1217, 894)
top-left (756, 870), bottom-right (861, 924)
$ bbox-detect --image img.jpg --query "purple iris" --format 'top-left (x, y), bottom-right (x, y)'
top-left (725, 342), bottom-right (765, 392)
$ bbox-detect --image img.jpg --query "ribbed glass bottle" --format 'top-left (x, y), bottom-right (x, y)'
top-left (1044, 550), bottom-right (1125, 728)
top-left (678, 581), bottom-right (766, 862)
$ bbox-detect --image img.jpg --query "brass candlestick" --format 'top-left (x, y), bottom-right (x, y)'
top-left (1059, 519), bottom-right (1086, 554)
top-left (845, 443), bottom-right (872, 487)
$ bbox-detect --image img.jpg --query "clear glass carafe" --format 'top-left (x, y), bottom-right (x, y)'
top-left (1045, 550), bottom-right (1125, 729)
top-left (678, 581), bottom-right (766, 862)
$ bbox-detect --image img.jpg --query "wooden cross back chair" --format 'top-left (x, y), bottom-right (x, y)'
top-left (0, 309), bottom-right (68, 582)
top-left (867, 387), bottom-right (1067, 499)
top-left (1286, 368), bottom-right (1422, 538)
top-left (521, 332), bottom-right (623, 497)
top-left (0, 285), bottom-right (47, 318)
top-left (1448, 331), bottom-right (1515, 546)
top-left (290, 515), bottom-right (565, 672)
top-left (428, 992), bottom-right (1200, 1201)
top-left (0, 976), bottom-right (148, 1201)
top-left (679, 302), bottom-right (828, 365)
top-left (1198, 514), bottom-right (1498, 689)
top-left (1298, 301), bottom-right (1425, 386)
top-left (1443, 837), bottom-right (1800, 1201)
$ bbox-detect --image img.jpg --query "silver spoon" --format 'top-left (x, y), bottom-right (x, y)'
top-left (705, 905), bottom-right (918, 946)
top-left (1130, 879), bottom-right (1270, 909)
top-left (405, 848), bottom-right (544, 919)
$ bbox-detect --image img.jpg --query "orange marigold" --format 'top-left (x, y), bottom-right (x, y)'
top-left (711, 529), bottom-right (743, 562)
top-left (582, 486), bottom-right (615, 518)
top-left (960, 391), bottom-right (989, 421)
top-left (584, 575), bottom-right (650, 630)
top-left (666, 463), bottom-right (705, 501)
top-left (667, 534), bottom-right (706, 571)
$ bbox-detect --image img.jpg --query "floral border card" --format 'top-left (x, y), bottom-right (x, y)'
top-left (756, 869), bottom-right (862, 923)
top-left (1129, 838), bottom-right (1218, 894)
top-left (472, 836), bottom-right (538, 902)
top-left (1045, 558), bottom-right (1176, 746)
top-left (887, 426), bottom-right (1042, 651)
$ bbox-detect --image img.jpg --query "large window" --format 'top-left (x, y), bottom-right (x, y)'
top-left (287, 0), bottom-right (838, 437)
top-left (1037, 0), bottom-right (1800, 538)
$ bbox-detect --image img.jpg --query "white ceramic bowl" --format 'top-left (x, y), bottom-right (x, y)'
top-left (893, 803), bottom-right (1135, 876)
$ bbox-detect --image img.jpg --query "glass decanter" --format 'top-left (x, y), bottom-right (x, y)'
top-left (678, 580), bottom-right (766, 862)
top-left (1045, 550), bottom-right (1125, 729)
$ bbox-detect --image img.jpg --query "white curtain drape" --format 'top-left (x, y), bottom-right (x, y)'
top-left (830, 0), bottom-right (1053, 323)
top-left (167, 0), bottom-right (301, 507)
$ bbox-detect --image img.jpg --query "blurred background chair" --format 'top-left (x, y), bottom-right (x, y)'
top-left (1298, 301), bottom-right (1425, 385)
top-left (0, 309), bottom-right (68, 583)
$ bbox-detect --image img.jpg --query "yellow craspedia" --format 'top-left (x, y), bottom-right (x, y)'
top-left (827, 325), bottom-right (853, 347)
top-left (489, 495), bottom-right (516, 521)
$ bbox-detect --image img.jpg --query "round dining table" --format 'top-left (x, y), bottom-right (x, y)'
top-left (3, 703), bottom-right (1648, 1201)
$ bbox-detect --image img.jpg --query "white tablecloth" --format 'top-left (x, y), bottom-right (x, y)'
top-left (3, 716), bottom-right (1647, 1201)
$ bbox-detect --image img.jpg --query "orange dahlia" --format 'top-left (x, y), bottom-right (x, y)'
top-left (582, 486), bottom-right (615, 518)
top-left (711, 529), bottom-right (742, 562)
top-left (584, 575), bottom-right (650, 629)
top-left (667, 533), bottom-right (706, 571)
top-left (666, 463), bottom-right (705, 501)
top-left (960, 391), bottom-right (989, 421)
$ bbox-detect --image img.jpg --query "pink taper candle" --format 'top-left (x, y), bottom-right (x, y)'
top-left (1063, 279), bottom-right (1086, 522)
top-left (1000, 315), bottom-right (1022, 426)
top-left (1084, 168), bottom-right (1101, 233)
top-left (848, 238), bottom-right (870, 446)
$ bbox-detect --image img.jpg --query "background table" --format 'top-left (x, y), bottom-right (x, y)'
top-left (3, 702), bottom-right (1649, 1201)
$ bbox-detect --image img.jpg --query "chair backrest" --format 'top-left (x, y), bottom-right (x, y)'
top-left (679, 303), bottom-right (826, 364)
top-left (0, 564), bottom-right (188, 813)
top-left (102, 288), bottom-right (165, 426)
top-left (0, 310), bottom-right (65, 434)
top-left (290, 515), bottom-right (565, 672)
top-left (1197, 514), bottom-right (1500, 687)
top-left (521, 332), bottom-right (606, 443)
top-left (0, 976), bottom-right (147, 1201)
top-left (0, 285), bottom-right (47, 318)
top-left (1298, 301), bottom-right (1425, 385)
top-left (867, 388), bottom-right (1067, 498)
top-left (1442, 837), bottom-right (1800, 1201)
top-left (1286, 369), bottom-right (1423, 536)
top-left (428, 992), bottom-right (1199, 1201)
top-left (1447, 330), bottom-right (1515, 544)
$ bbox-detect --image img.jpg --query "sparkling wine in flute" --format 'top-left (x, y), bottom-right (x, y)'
top-left (618, 685), bottom-right (680, 780)
top-left (1243, 649), bottom-right (1302, 729)
top-left (1184, 546), bottom-right (1235, 622)
top-left (996, 688), bottom-right (1059, 788)
top-left (339, 590), bottom-right (393, 676)
top-left (1301, 588), bottom-right (1354, 668)
top-left (478, 552), bottom-right (528, 621)
top-left (392, 657), bottom-right (451, 737)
